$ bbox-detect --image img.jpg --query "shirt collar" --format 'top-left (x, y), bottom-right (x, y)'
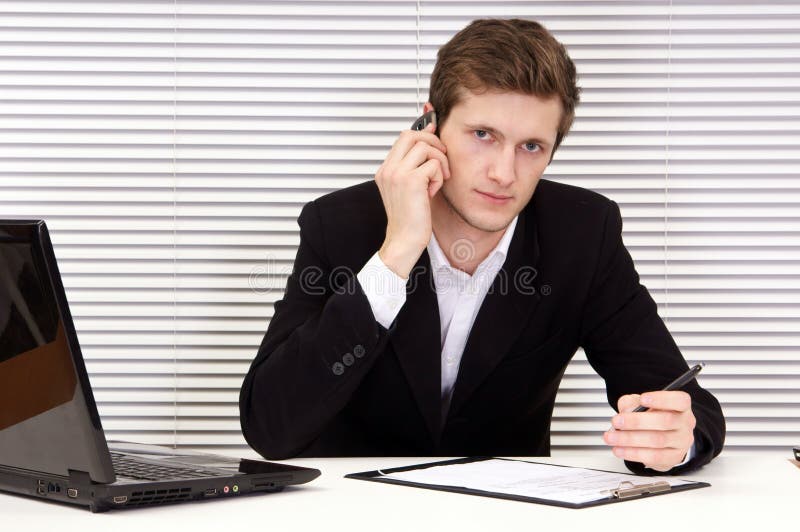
top-left (427, 215), bottom-right (519, 274)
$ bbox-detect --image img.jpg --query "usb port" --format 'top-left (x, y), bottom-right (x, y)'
top-left (204, 488), bottom-right (217, 497)
top-left (113, 496), bottom-right (128, 504)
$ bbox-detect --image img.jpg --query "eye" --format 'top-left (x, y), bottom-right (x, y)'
top-left (474, 129), bottom-right (490, 140)
top-left (522, 142), bottom-right (541, 153)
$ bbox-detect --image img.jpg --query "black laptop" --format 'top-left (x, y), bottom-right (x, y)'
top-left (0, 220), bottom-right (320, 512)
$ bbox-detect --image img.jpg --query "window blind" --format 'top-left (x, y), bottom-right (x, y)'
top-left (1, 0), bottom-right (798, 453)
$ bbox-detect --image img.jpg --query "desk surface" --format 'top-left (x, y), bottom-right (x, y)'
top-left (4, 451), bottom-right (796, 532)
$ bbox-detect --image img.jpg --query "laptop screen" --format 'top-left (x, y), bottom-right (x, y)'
top-left (0, 222), bottom-right (114, 483)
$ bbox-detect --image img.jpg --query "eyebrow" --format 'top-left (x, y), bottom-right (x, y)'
top-left (465, 123), bottom-right (552, 148)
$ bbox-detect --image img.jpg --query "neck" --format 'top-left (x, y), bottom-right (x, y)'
top-left (430, 194), bottom-right (508, 276)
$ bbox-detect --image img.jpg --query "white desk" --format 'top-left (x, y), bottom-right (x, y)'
top-left (4, 451), bottom-right (796, 532)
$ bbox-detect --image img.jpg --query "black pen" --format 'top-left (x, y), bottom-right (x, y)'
top-left (631, 363), bottom-right (705, 413)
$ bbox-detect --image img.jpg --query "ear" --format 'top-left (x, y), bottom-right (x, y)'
top-left (423, 102), bottom-right (435, 114)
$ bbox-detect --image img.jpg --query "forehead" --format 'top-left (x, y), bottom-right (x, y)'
top-left (448, 89), bottom-right (562, 143)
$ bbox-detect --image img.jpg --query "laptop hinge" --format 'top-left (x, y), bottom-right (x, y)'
top-left (68, 469), bottom-right (94, 486)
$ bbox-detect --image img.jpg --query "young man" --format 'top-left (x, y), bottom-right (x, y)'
top-left (239, 19), bottom-right (725, 474)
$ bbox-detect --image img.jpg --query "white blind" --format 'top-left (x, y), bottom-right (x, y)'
top-left (1, 0), bottom-right (798, 453)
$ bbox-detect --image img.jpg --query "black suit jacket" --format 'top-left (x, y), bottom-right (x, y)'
top-left (239, 179), bottom-right (725, 473)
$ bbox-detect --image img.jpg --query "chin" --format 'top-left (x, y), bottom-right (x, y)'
top-left (469, 216), bottom-right (515, 234)
top-left (442, 188), bottom-right (517, 233)
top-left (460, 205), bottom-right (517, 233)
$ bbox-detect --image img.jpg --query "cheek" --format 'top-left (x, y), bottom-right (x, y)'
top-left (448, 142), bottom-right (488, 176)
top-left (447, 135), bottom-right (485, 159)
top-left (516, 157), bottom-right (548, 180)
top-left (444, 144), bottom-right (477, 179)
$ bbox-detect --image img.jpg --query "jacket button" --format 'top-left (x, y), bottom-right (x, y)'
top-left (332, 362), bottom-right (345, 376)
top-left (342, 353), bottom-right (355, 366)
top-left (353, 344), bottom-right (366, 358)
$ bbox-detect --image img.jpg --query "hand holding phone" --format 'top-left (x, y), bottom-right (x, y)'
top-left (373, 111), bottom-right (450, 279)
top-left (410, 110), bottom-right (437, 132)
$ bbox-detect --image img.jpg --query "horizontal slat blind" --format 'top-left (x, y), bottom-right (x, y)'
top-left (1, 0), bottom-right (798, 453)
top-left (1, 0), bottom-right (421, 450)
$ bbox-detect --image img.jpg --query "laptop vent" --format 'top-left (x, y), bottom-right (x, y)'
top-left (124, 487), bottom-right (192, 507)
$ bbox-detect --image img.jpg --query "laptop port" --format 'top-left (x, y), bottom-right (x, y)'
top-left (113, 496), bottom-right (128, 504)
top-left (67, 489), bottom-right (78, 498)
top-left (204, 488), bottom-right (218, 497)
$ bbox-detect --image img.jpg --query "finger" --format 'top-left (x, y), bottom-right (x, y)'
top-left (381, 131), bottom-right (424, 173)
top-left (418, 128), bottom-right (448, 154)
top-left (429, 176), bottom-right (444, 198)
top-left (603, 429), bottom-right (694, 451)
top-left (413, 159), bottom-right (444, 197)
top-left (391, 129), bottom-right (448, 159)
top-left (617, 394), bottom-right (641, 413)
top-left (384, 131), bottom-right (450, 181)
top-left (639, 390), bottom-right (692, 413)
top-left (427, 166), bottom-right (445, 198)
top-left (421, 122), bottom-right (450, 175)
top-left (611, 410), bottom-right (685, 431)
top-left (415, 139), bottom-right (450, 179)
top-left (396, 141), bottom-right (449, 180)
top-left (610, 446), bottom-right (688, 472)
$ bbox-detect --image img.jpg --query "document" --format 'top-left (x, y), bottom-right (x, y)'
top-left (382, 458), bottom-right (690, 505)
top-left (346, 458), bottom-right (709, 508)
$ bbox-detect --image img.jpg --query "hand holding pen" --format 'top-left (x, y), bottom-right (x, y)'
top-left (603, 363), bottom-right (704, 472)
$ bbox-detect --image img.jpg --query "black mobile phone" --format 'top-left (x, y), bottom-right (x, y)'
top-left (411, 110), bottom-right (437, 131)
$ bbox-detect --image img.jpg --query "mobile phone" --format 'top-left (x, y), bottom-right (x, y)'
top-left (411, 110), bottom-right (437, 131)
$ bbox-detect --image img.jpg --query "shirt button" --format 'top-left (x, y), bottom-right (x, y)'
top-left (332, 362), bottom-right (345, 376)
top-left (353, 345), bottom-right (366, 358)
top-left (343, 353), bottom-right (355, 366)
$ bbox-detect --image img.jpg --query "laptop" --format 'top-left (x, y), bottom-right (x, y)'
top-left (0, 220), bottom-right (320, 512)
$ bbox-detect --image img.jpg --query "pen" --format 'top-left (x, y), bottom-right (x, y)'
top-left (631, 362), bottom-right (705, 413)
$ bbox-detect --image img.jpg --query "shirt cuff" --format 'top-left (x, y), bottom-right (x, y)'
top-left (356, 251), bottom-right (407, 330)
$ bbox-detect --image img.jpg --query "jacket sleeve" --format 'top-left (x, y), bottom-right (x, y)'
top-left (239, 200), bottom-right (395, 459)
top-left (578, 200), bottom-right (726, 474)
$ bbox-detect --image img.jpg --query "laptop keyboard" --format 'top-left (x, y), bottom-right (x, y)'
top-left (110, 452), bottom-right (221, 481)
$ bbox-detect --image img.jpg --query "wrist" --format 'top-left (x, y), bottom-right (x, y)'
top-left (378, 239), bottom-right (425, 279)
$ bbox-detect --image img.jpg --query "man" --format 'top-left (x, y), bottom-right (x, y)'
top-left (239, 18), bottom-right (725, 474)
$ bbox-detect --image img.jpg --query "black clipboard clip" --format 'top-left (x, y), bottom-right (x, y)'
top-left (606, 480), bottom-right (671, 499)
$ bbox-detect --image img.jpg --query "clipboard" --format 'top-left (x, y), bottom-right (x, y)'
top-left (345, 457), bottom-right (710, 509)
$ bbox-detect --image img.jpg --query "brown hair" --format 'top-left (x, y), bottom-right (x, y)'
top-left (429, 18), bottom-right (581, 161)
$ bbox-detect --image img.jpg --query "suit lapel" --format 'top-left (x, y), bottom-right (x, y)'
top-left (446, 207), bottom-right (543, 421)
top-left (388, 250), bottom-right (443, 444)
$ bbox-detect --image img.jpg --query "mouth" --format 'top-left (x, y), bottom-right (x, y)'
top-left (476, 190), bottom-right (513, 204)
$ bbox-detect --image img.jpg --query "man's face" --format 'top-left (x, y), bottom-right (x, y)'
top-left (435, 90), bottom-right (562, 234)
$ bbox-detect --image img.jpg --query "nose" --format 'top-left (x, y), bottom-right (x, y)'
top-left (488, 145), bottom-right (516, 187)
